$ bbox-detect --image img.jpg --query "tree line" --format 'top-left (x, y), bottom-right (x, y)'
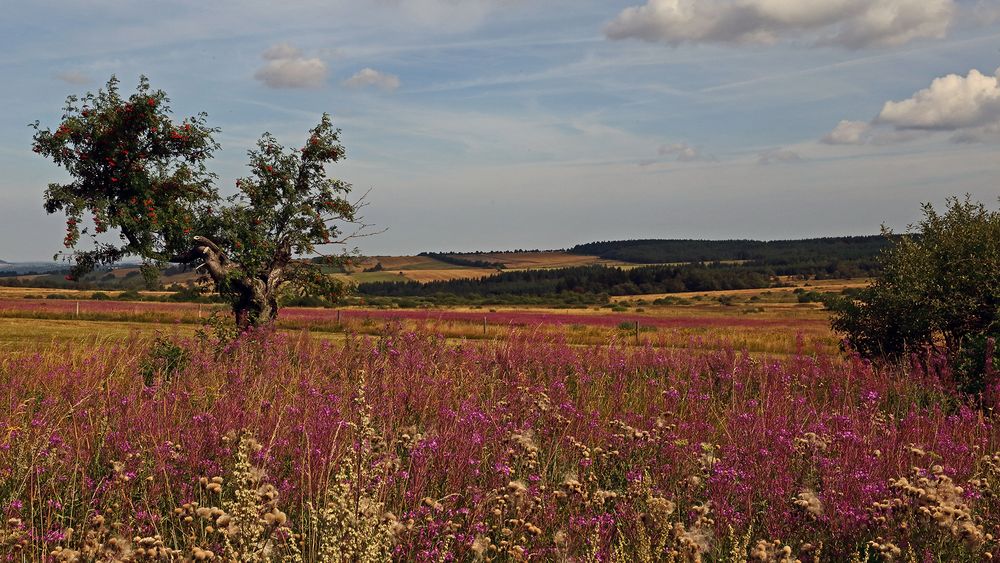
top-left (569, 235), bottom-right (895, 265)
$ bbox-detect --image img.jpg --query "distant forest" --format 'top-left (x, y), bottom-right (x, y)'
top-left (569, 235), bottom-right (894, 265)
top-left (359, 236), bottom-right (891, 301)
top-left (359, 264), bottom-right (772, 300)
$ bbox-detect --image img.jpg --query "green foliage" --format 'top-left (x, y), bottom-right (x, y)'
top-left (570, 235), bottom-right (892, 277)
top-left (359, 263), bottom-right (773, 300)
top-left (117, 289), bottom-right (142, 301)
top-left (31, 76), bottom-right (219, 279)
top-left (832, 197), bottom-right (1000, 391)
top-left (33, 76), bottom-right (364, 327)
top-left (139, 336), bottom-right (190, 387)
top-left (211, 115), bottom-right (354, 309)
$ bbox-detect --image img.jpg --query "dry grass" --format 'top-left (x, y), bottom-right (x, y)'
top-left (611, 278), bottom-right (870, 303)
top-left (399, 268), bottom-right (499, 282)
top-left (463, 251), bottom-right (627, 269)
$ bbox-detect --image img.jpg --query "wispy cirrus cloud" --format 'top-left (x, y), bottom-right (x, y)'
top-left (605, 0), bottom-right (955, 49)
top-left (54, 70), bottom-right (90, 85)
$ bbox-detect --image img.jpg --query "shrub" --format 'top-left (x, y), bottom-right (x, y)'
top-left (138, 336), bottom-right (190, 387)
top-left (832, 197), bottom-right (1000, 395)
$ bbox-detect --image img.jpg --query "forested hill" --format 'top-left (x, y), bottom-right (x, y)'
top-left (358, 263), bottom-right (772, 300)
top-left (568, 236), bottom-right (895, 264)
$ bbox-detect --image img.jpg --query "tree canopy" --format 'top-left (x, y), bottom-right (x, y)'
top-left (32, 76), bottom-right (368, 327)
top-left (832, 197), bottom-right (999, 390)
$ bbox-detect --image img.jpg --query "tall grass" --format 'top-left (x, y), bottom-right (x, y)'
top-left (1, 326), bottom-right (997, 560)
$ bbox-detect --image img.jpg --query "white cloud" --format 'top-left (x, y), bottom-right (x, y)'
top-left (604, 0), bottom-right (954, 49)
top-left (55, 70), bottom-right (91, 85)
top-left (657, 142), bottom-right (714, 162)
top-left (254, 43), bottom-right (328, 89)
top-left (823, 120), bottom-right (871, 144)
top-left (343, 68), bottom-right (401, 92)
top-left (875, 67), bottom-right (1000, 130)
top-left (757, 148), bottom-right (802, 165)
top-left (825, 66), bottom-right (1000, 146)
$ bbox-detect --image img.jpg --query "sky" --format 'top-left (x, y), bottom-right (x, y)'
top-left (2, 0), bottom-right (1000, 261)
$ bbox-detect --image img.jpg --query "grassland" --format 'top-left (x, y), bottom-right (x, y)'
top-left (9, 262), bottom-right (1000, 562)
top-left (3, 293), bottom-right (999, 561)
top-left (0, 281), bottom-right (836, 356)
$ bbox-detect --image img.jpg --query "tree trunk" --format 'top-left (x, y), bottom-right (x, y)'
top-left (232, 277), bottom-right (279, 330)
top-left (171, 236), bottom-right (287, 330)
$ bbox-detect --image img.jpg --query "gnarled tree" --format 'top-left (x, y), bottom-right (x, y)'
top-left (32, 76), bottom-right (369, 328)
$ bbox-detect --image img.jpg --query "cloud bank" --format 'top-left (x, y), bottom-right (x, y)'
top-left (254, 43), bottom-right (328, 89)
top-left (605, 0), bottom-right (954, 49)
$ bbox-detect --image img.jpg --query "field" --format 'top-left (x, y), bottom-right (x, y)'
top-left (345, 251), bottom-right (632, 284)
top-left (2, 284), bottom-right (1000, 562)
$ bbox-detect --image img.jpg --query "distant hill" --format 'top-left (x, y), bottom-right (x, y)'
top-left (358, 235), bottom-right (896, 303)
top-left (568, 236), bottom-right (896, 265)
top-left (0, 259), bottom-right (8, 265)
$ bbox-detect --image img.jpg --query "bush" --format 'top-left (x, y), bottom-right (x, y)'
top-left (117, 289), bottom-right (142, 301)
top-left (832, 197), bottom-right (1000, 394)
top-left (138, 336), bottom-right (190, 387)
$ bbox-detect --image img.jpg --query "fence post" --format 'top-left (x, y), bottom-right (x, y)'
top-left (483, 316), bottom-right (487, 336)
top-left (76, 301), bottom-right (80, 318)
top-left (635, 321), bottom-right (640, 345)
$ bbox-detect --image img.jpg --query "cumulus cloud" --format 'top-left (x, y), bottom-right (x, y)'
top-left (823, 120), bottom-right (872, 145)
top-left (604, 0), bottom-right (954, 49)
top-left (254, 43), bottom-right (328, 89)
top-left (343, 68), bottom-right (401, 92)
top-left (825, 66), bottom-right (1000, 146)
top-left (875, 68), bottom-right (1000, 130)
top-left (55, 70), bottom-right (91, 85)
top-left (757, 148), bottom-right (802, 165)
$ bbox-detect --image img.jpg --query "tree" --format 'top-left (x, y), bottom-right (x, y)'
top-left (831, 196), bottom-right (999, 389)
top-left (32, 76), bottom-right (370, 328)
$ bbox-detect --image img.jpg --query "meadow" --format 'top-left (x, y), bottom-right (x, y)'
top-left (1, 291), bottom-right (997, 561)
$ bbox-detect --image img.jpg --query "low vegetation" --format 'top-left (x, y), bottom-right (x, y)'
top-left (833, 196), bottom-right (1000, 398)
top-left (4, 324), bottom-right (1000, 561)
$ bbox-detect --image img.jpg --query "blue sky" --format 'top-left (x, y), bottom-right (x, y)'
top-left (2, 0), bottom-right (1000, 260)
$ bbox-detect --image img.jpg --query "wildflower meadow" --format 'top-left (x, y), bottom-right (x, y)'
top-left (2, 320), bottom-right (998, 561)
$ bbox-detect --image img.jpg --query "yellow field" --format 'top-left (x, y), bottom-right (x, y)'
top-left (610, 278), bottom-right (869, 303)
top-left (453, 251), bottom-right (626, 269)
top-left (400, 268), bottom-right (498, 282)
